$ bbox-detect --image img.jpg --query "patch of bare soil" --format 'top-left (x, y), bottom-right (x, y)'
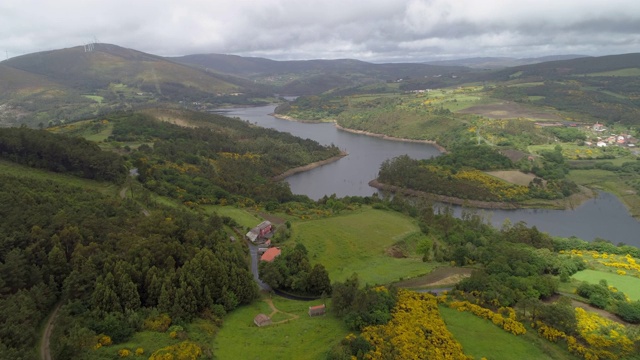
top-left (486, 170), bottom-right (537, 186)
top-left (259, 213), bottom-right (286, 225)
top-left (394, 267), bottom-right (474, 288)
top-left (385, 246), bottom-right (407, 258)
top-left (500, 149), bottom-right (530, 163)
top-left (458, 101), bottom-right (562, 121)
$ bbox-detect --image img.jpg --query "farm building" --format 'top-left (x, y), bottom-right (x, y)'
top-left (245, 221), bottom-right (273, 243)
top-left (308, 304), bottom-right (326, 317)
top-left (254, 314), bottom-right (272, 327)
top-left (260, 247), bottom-right (281, 262)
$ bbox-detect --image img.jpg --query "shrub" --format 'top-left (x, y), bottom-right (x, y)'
top-left (616, 301), bottom-right (640, 323)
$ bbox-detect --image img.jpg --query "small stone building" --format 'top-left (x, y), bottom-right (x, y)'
top-left (254, 313), bottom-right (272, 327)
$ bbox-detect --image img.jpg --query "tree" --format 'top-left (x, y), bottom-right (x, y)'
top-left (331, 273), bottom-right (359, 317)
top-left (308, 264), bottom-right (332, 296)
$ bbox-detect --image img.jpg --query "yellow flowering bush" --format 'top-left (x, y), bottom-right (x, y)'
top-left (118, 348), bottom-right (131, 357)
top-left (148, 341), bottom-right (202, 360)
top-left (360, 290), bottom-right (472, 360)
top-left (448, 301), bottom-right (526, 335)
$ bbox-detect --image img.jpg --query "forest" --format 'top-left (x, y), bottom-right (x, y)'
top-left (376, 145), bottom-right (578, 202)
top-left (108, 111), bottom-right (341, 205)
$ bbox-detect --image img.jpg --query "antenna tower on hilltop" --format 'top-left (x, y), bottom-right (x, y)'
top-left (84, 37), bottom-right (98, 53)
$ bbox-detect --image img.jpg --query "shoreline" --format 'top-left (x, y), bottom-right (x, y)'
top-left (368, 179), bottom-right (597, 211)
top-left (272, 151), bottom-right (348, 181)
top-left (271, 113), bottom-right (447, 153)
top-left (333, 124), bottom-right (447, 153)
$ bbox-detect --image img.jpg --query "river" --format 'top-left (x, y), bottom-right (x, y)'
top-left (216, 105), bottom-right (640, 246)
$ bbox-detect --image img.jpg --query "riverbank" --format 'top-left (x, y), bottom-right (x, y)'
top-left (369, 179), bottom-right (597, 211)
top-left (334, 124), bottom-right (448, 153)
top-left (272, 151), bottom-right (348, 181)
top-left (271, 113), bottom-right (447, 153)
top-left (271, 113), bottom-right (333, 124)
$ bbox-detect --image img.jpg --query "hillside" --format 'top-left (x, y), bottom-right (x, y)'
top-left (170, 53), bottom-right (472, 95)
top-left (3, 44), bottom-right (241, 94)
top-left (0, 44), bottom-right (264, 127)
top-left (424, 55), bottom-right (588, 69)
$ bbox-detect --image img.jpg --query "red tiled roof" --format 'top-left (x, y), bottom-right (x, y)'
top-left (260, 247), bottom-right (281, 262)
top-left (309, 304), bottom-right (325, 311)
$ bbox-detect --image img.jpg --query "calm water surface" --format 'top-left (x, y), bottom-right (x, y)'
top-left (218, 105), bottom-right (640, 246)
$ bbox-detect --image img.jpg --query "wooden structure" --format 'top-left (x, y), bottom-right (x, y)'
top-left (308, 304), bottom-right (326, 317)
top-left (254, 313), bottom-right (272, 327)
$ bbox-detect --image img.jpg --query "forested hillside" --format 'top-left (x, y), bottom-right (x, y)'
top-left (106, 110), bottom-right (341, 204)
top-left (0, 171), bottom-right (258, 359)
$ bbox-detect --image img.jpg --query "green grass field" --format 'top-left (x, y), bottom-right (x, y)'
top-left (584, 68), bottom-right (640, 77)
top-left (214, 296), bottom-right (347, 360)
top-left (572, 269), bottom-right (640, 301)
top-left (291, 207), bottom-right (435, 285)
top-left (204, 205), bottom-right (263, 229)
top-left (439, 306), bottom-right (576, 360)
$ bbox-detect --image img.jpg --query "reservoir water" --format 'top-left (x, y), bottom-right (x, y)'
top-left (217, 105), bottom-right (640, 246)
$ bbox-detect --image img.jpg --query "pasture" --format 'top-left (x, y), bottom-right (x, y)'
top-left (291, 207), bottom-right (435, 285)
top-left (572, 269), bottom-right (640, 301)
top-left (214, 296), bottom-right (347, 360)
top-left (439, 306), bottom-right (575, 360)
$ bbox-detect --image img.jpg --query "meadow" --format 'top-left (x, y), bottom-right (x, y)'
top-left (572, 269), bottom-right (640, 301)
top-left (290, 207), bottom-right (436, 285)
top-left (213, 296), bottom-right (348, 360)
top-left (439, 306), bottom-right (575, 360)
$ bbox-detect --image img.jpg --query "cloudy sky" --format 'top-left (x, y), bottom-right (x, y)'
top-left (2, 0), bottom-right (640, 62)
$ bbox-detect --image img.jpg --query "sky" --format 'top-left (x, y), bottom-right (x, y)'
top-left (2, 0), bottom-right (640, 62)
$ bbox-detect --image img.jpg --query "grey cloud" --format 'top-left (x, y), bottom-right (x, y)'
top-left (1, 0), bottom-right (639, 61)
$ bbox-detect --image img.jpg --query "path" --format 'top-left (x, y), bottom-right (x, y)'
top-left (247, 240), bottom-right (271, 291)
top-left (40, 302), bottom-right (61, 360)
top-left (263, 298), bottom-right (299, 325)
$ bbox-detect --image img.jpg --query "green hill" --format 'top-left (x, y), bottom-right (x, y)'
top-left (170, 53), bottom-right (472, 95)
top-left (0, 44), bottom-right (259, 127)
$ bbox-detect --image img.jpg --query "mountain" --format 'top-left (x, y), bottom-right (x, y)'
top-left (0, 44), bottom-right (257, 127)
top-left (169, 53), bottom-right (471, 95)
top-left (490, 52), bottom-right (640, 78)
top-left (2, 43), bottom-right (245, 96)
top-left (423, 55), bottom-right (589, 69)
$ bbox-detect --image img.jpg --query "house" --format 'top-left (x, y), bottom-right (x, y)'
top-left (260, 247), bottom-right (281, 262)
top-left (254, 314), bottom-right (272, 327)
top-left (308, 304), bottom-right (326, 317)
top-left (597, 141), bottom-right (607, 147)
top-left (593, 122), bottom-right (606, 132)
top-left (245, 221), bottom-right (273, 243)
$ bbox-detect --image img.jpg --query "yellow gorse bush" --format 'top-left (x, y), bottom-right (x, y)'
top-left (448, 301), bottom-right (526, 336)
top-left (360, 290), bottom-right (471, 360)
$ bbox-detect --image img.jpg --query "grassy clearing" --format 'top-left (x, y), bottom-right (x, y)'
top-left (214, 296), bottom-right (347, 360)
top-left (291, 207), bottom-right (435, 285)
top-left (486, 170), bottom-right (537, 186)
top-left (584, 68), bottom-right (640, 77)
top-left (203, 205), bottom-right (263, 229)
top-left (572, 269), bottom-right (640, 301)
top-left (393, 267), bottom-right (473, 289)
top-left (0, 160), bottom-right (118, 196)
top-left (440, 306), bottom-right (575, 360)
top-left (83, 94), bottom-right (104, 103)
